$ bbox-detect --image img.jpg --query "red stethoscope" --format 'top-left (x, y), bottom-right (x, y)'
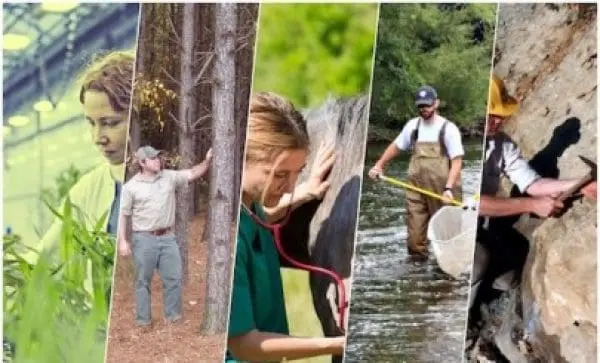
top-left (242, 197), bottom-right (348, 334)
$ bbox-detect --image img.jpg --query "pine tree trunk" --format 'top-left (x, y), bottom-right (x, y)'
top-left (193, 4), bottom-right (215, 219)
top-left (129, 6), bottom-right (145, 156)
top-left (232, 4), bottom-right (258, 220)
top-left (203, 2), bottom-right (237, 334)
top-left (175, 3), bottom-right (197, 282)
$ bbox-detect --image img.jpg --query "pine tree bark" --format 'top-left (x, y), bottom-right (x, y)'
top-left (193, 4), bottom-right (215, 218)
top-left (203, 2), bottom-right (237, 334)
top-left (232, 4), bottom-right (258, 220)
top-left (128, 5), bottom-right (145, 157)
top-left (175, 2), bottom-right (197, 282)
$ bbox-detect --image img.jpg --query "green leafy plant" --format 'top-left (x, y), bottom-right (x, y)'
top-left (4, 187), bottom-right (115, 362)
top-left (40, 165), bottom-right (87, 209)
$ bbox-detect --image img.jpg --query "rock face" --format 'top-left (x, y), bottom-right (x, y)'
top-left (469, 4), bottom-right (597, 363)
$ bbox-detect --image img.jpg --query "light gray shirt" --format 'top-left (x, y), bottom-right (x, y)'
top-left (121, 169), bottom-right (191, 231)
top-left (481, 132), bottom-right (541, 196)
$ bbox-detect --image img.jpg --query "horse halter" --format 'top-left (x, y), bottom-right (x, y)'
top-left (242, 197), bottom-right (348, 335)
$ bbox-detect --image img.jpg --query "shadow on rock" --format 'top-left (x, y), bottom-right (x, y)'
top-left (468, 117), bottom-right (583, 362)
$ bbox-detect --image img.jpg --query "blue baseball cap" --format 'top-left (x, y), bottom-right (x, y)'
top-left (415, 85), bottom-right (438, 107)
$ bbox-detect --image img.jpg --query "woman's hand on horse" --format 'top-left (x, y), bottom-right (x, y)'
top-left (306, 141), bottom-right (336, 200)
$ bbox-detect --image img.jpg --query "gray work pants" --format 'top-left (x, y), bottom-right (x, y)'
top-left (132, 232), bottom-right (182, 325)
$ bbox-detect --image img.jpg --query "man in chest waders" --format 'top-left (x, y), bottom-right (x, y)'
top-left (368, 85), bottom-right (465, 259)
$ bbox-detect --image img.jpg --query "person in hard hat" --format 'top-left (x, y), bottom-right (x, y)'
top-left (118, 145), bottom-right (212, 327)
top-left (226, 92), bottom-right (344, 362)
top-left (469, 75), bottom-right (597, 320)
top-left (368, 85), bottom-right (465, 259)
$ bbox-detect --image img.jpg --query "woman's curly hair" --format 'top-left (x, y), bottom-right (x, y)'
top-left (78, 50), bottom-right (135, 113)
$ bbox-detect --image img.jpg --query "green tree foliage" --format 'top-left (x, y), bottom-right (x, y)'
top-left (370, 4), bottom-right (496, 134)
top-left (253, 4), bottom-right (377, 108)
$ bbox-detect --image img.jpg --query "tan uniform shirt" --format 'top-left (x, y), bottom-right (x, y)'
top-left (121, 169), bottom-right (191, 231)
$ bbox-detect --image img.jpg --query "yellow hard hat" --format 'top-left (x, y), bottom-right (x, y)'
top-left (488, 74), bottom-right (519, 117)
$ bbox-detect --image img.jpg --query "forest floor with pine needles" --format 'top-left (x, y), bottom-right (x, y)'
top-left (105, 212), bottom-right (226, 363)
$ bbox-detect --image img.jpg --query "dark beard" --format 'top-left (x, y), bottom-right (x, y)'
top-left (420, 111), bottom-right (434, 120)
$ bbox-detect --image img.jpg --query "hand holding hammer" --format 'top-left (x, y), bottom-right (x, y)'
top-left (556, 155), bottom-right (597, 202)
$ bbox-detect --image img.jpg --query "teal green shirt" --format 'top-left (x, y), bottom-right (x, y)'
top-left (225, 204), bottom-right (289, 362)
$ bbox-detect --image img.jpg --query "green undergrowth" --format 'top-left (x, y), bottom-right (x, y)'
top-left (4, 197), bottom-right (115, 363)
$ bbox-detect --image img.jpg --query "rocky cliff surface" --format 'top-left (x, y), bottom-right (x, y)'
top-left (468, 4), bottom-right (597, 363)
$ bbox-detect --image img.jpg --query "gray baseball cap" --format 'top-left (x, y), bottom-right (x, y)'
top-left (415, 85), bottom-right (438, 107)
top-left (135, 145), bottom-right (161, 160)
